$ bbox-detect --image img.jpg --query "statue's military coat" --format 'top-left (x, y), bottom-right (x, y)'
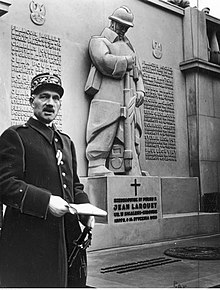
top-left (0, 117), bottom-right (90, 287)
top-left (85, 27), bottom-right (145, 161)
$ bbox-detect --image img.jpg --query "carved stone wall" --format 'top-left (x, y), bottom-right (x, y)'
top-left (142, 61), bottom-right (176, 162)
top-left (11, 25), bottom-right (62, 128)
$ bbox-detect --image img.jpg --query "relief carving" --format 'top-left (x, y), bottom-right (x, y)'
top-left (85, 6), bottom-right (147, 177)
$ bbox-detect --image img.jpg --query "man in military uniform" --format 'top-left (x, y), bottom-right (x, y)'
top-left (85, 6), bottom-right (145, 177)
top-left (0, 73), bottom-right (93, 287)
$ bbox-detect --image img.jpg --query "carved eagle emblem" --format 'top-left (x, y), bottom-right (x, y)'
top-left (29, 0), bottom-right (46, 26)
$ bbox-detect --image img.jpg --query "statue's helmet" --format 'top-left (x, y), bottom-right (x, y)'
top-left (109, 6), bottom-right (134, 27)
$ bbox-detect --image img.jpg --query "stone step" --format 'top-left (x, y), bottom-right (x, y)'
top-left (89, 212), bottom-right (219, 251)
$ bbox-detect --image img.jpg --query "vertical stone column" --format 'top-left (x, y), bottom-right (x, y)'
top-left (181, 7), bottom-right (220, 211)
top-left (181, 8), bottom-right (207, 209)
top-left (182, 8), bottom-right (209, 179)
top-left (185, 71), bottom-right (200, 178)
top-left (183, 7), bottom-right (209, 61)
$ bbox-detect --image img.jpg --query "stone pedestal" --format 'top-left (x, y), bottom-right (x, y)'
top-left (83, 176), bottom-right (162, 224)
top-left (82, 176), bottom-right (162, 249)
top-left (80, 176), bottom-right (219, 250)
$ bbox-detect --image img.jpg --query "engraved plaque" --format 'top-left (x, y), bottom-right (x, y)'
top-left (11, 25), bottom-right (62, 129)
top-left (113, 196), bottom-right (158, 223)
top-left (142, 61), bottom-right (176, 162)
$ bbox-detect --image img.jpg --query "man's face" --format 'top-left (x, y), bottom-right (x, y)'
top-left (114, 22), bottom-right (129, 38)
top-left (30, 88), bottom-right (61, 124)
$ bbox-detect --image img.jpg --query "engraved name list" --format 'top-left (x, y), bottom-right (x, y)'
top-left (142, 62), bottom-right (176, 162)
top-left (11, 25), bottom-right (62, 128)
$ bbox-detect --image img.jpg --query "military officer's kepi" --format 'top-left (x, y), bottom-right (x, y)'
top-left (31, 72), bottom-right (64, 97)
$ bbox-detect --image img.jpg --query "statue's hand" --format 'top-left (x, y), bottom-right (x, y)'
top-left (126, 56), bottom-right (136, 71)
top-left (135, 91), bottom-right (144, 107)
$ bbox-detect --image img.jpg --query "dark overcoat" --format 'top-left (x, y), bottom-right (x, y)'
top-left (0, 117), bottom-right (90, 287)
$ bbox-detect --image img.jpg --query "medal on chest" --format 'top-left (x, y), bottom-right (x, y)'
top-left (56, 149), bottom-right (62, 165)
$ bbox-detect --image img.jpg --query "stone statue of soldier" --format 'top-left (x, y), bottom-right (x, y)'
top-left (85, 6), bottom-right (145, 177)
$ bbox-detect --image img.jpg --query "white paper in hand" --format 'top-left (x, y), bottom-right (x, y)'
top-left (68, 203), bottom-right (107, 217)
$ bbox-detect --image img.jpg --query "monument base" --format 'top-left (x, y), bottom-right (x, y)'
top-left (81, 176), bottom-right (219, 250)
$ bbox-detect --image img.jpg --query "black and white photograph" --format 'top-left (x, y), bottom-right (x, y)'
top-left (0, 0), bottom-right (220, 288)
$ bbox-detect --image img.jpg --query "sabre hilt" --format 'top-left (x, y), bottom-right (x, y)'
top-left (68, 227), bottom-right (92, 268)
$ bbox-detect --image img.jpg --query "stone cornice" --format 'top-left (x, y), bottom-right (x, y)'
top-left (0, 0), bottom-right (11, 17)
top-left (180, 58), bottom-right (220, 76)
top-left (139, 0), bottom-right (184, 16)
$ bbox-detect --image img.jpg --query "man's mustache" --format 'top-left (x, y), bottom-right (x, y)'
top-left (43, 107), bottom-right (55, 113)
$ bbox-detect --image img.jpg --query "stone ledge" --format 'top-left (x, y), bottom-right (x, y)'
top-left (180, 58), bottom-right (220, 76)
top-left (0, 0), bottom-right (11, 17)
top-left (163, 212), bottom-right (219, 218)
top-left (140, 0), bottom-right (184, 16)
top-left (88, 212), bottom-right (220, 250)
top-left (206, 14), bottom-right (220, 25)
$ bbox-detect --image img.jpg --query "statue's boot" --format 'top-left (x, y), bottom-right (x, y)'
top-left (88, 160), bottom-right (114, 177)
